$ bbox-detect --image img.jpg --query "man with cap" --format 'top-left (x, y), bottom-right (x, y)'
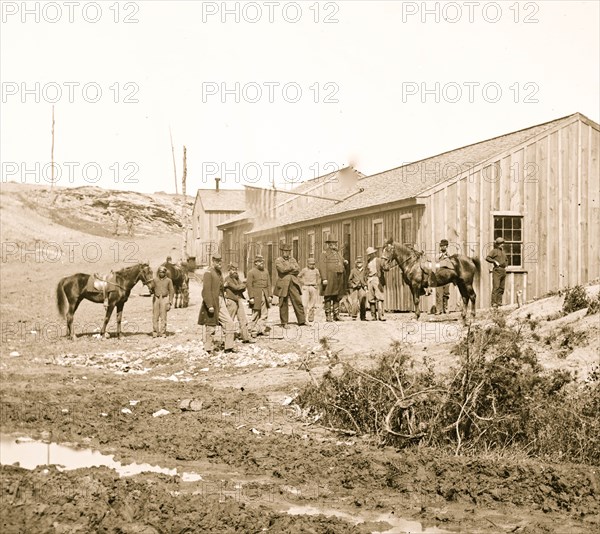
top-left (348, 256), bottom-right (368, 320)
top-left (224, 262), bottom-right (254, 343)
top-left (152, 265), bottom-right (174, 337)
top-left (198, 253), bottom-right (237, 353)
top-left (435, 239), bottom-right (451, 314)
top-left (366, 246), bottom-right (389, 321)
top-left (246, 254), bottom-right (272, 336)
top-left (486, 237), bottom-right (508, 308)
top-left (319, 236), bottom-right (348, 322)
top-left (274, 243), bottom-right (306, 326)
top-left (299, 257), bottom-right (321, 323)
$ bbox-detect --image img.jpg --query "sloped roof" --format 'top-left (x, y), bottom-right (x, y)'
top-left (248, 113), bottom-right (582, 234)
top-left (218, 167), bottom-right (365, 229)
top-left (196, 189), bottom-right (246, 212)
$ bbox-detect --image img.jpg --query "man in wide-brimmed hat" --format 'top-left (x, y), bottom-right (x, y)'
top-left (485, 237), bottom-right (508, 308)
top-left (348, 256), bottom-right (368, 320)
top-left (319, 235), bottom-right (348, 321)
top-left (224, 262), bottom-right (254, 343)
top-left (366, 246), bottom-right (389, 321)
top-left (274, 243), bottom-right (306, 327)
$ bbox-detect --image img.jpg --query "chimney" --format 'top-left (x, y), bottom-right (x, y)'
top-left (215, 177), bottom-right (220, 192)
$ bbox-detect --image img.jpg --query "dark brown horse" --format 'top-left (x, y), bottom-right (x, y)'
top-left (160, 262), bottom-right (189, 308)
top-left (56, 262), bottom-right (153, 339)
top-left (382, 239), bottom-right (480, 322)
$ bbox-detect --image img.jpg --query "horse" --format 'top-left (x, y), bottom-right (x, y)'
top-left (160, 262), bottom-right (189, 308)
top-left (56, 262), bottom-right (153, 339)
top-left (381, 238), bottom-right (481, 322)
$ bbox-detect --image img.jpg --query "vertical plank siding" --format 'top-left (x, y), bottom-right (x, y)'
top-left (221, 117), bottom-right (599, 312)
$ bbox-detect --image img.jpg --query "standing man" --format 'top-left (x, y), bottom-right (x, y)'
top-left (198, 253), bottom-right (236, 354)
top-left (486, 237), bottom-right (508, 308)
top-left (274, 243), bottom-right (306, 327)
top-left (299, 257), bottom-right (321, 323)
top-left (366, 246), bottom-right (389, 321)
top-left (319, 236), bottom-right (348, 322)
top-left (246, 255), bottom-right (272, 336)
top-left (348, 256), bottom-right (368, 320)
top-left (152, 265), bottom-right (174, 337)
top-left (435, 239), bottom-right (451, 314)
top-left (224, 262), bottom-right (253, 343)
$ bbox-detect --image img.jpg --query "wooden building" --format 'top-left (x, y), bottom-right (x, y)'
top-left (188, 178), bottom-right (246, 265)
top-left (218, 113), bottom-right (599, 311)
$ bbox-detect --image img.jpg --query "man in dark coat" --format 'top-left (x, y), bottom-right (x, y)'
top-left (274, 243), bottom-right (306, 327)
top-left (319, 236), bottom-right (348, 322)
top-left (486, 237), bottom-right (508, 308)
top-left (246, 255), bottom-right (272, 336)
top-left (435, 239), bottom-right (451, 314)
top-left (197, 253), bottom-right (236, 353)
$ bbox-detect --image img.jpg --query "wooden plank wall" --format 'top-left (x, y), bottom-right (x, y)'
top-left (421, 117), bottom-right (599, 309)
top-left (239, 117), bottom-right (599, 311)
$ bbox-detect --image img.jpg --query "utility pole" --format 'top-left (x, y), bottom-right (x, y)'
top-left (181, 146), bottom-right (187, 261)
top-left (51, 105), bottom-right (55, 194)
top-left (169, 126), bottom-right (178, 195)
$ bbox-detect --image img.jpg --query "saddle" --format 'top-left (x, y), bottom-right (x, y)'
top-left (420, 259), bottom-right (454, 288)
top-left (88, 272), bottom-right (116, 306)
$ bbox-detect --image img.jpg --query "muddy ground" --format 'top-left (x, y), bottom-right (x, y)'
top-left (1, 215), bottom-right (599, 532)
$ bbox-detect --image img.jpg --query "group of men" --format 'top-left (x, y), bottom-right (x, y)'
top-left (196, 236), bottom-right (392, 354)
top-left (156, 236), bottom-right (509, 347)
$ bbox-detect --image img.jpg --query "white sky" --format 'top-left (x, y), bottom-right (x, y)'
top-left (1, 0), bottom-right (599, 194)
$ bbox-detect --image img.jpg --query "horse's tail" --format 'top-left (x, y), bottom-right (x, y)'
top-left (56, 278), bottom-right (68, 318)
top-left (472, 257), bottom-right (481, 276)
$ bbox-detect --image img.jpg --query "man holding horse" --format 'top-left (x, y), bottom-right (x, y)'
top-left (152, 265), bottom-right (174, 337)
top-left (366, 246), bottom-right (388, 321)
top-left (435, 239), bottom-right (452, 314)
top-left (198, 253), bottom-right (237, 354)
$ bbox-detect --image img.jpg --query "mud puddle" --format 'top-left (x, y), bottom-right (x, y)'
top-left (287, 505), bottom-right (451, 533)
top-left (0, 434), bottom-right (202, 481)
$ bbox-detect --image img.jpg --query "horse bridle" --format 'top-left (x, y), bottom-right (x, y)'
top-left (383, 243), bottom-right (417, 271)
top-left (139, 265), bottom-right (152, 286)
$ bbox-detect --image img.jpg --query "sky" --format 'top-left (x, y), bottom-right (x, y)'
top-left (1, 0), bottom-right (599, 195)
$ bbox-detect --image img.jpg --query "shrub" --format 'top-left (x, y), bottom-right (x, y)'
top-left (563, 285), bottom-right (590, 314)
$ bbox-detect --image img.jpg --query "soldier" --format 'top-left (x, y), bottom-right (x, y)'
top-left (348, 256), bottom-right (368, 320)
top-left (152, 265), bottom-right (174, 337)
top-left (246, 255), bottom-right (272, 336)
top-left (366, 246), bottom-right (389, 321)
top-left (299, 257), bottom-right (321, 323)
top-left (435, 239), bottom-right (451, 314)
top-left (319, 236), bottom-right (348, 322)
top-left (486, 237), bottom-right (508, 308)
top-left (274, 243), bottom-right (306, 327)
top-left (198, 253), bottom-right (237, 354)
top-left (224, 262), bottom-right (254, 343)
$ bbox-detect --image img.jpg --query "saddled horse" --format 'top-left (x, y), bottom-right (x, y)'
top-left (56, 262), bottom-right (153, 339)
top-left (382, 239), bottom-right (480, 322)
top-left (160, 262), bottom-right (189, 308)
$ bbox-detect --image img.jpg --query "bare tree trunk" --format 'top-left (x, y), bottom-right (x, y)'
top-left (170, 126), bottom-right (178, 195)
top-left (51, 105), bottom-right (55, 194)
top-left (181, 146), bottom-right (187, 260)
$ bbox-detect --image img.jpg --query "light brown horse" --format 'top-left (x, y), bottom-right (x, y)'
top-left (56, 262), bottom-right (153, 339)
top-left (381, 239), bottom-right (480, 322)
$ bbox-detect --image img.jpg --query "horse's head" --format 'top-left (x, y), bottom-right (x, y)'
top-left (381, 238), bottom-right (396, 262)
top-left (138, 262), bottom-right (153, 287)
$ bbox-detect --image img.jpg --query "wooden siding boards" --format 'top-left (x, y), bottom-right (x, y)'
top-left (589, 122), bottom-right (600, 281)
top-left (218, 114), bottom-right (599, 312)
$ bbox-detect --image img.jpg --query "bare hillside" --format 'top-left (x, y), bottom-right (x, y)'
top-left (0, 182), bottom-right (192, 242)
